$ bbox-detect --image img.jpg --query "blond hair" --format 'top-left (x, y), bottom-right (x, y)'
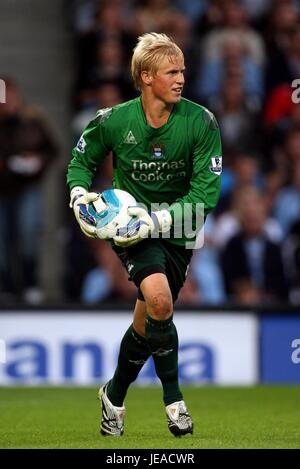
top-left (131, 32), bottom-right (184, 91)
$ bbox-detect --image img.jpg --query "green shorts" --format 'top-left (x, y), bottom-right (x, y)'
top-left (112, 239), bottom-right (193, 303)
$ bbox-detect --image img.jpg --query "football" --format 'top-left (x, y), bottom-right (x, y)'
top-left (78, 188), bottom-right (139, 239)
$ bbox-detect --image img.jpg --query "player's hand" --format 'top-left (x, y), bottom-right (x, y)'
top-left (113, 206), bottom-right (153, 247)
top-left (69, 186), bottom-right (100, 238)
top-left (113, 206), bottom-right (172, 247)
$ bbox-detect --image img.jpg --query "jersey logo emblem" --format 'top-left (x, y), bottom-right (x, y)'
top-left (76, 135), bottom-right (86, 153)
top-left (210, 156), bottom-right (222, 175)
top-left (151, 143), bottom-right (165, 159)
top-left (124, 130), bottom-right (137, 144)
top-left (127, 263), bottom-right (134, 273)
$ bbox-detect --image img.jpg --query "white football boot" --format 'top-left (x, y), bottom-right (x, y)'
top-left (166, 400), bottom-right (193, 436)
top-left (98, 383), bottom-right (125, 436)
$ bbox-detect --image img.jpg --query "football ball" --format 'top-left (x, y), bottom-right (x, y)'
top-left (78, 188), bottom-right (139, 239)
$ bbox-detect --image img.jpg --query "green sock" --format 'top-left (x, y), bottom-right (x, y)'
top-left (145, 315), bottom-right (183, 406)
top-left (107, 324), bottom-right (151, 406)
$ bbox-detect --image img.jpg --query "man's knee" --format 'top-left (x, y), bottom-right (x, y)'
top-left (146, 292), bottom-right (173, 320)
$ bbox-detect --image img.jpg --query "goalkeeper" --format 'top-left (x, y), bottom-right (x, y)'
top-left (67, 32), bottom-right (222, 437)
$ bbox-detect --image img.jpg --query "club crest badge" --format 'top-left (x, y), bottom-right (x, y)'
top-left (151, 143), bottom-right (165, 159)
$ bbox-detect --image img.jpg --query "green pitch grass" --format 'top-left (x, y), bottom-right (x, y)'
top-left (0, 386), bottom-right (299, 448)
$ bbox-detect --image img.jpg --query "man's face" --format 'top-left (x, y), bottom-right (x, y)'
top-left (148, 55), bottom-right (185, 104)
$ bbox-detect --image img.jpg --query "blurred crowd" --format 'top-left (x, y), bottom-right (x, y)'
top-left (1, 0), bottom-right (300, 307)
top-left (0, 78), bottom-right (58, 304)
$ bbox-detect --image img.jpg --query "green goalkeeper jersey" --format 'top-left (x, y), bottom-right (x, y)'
top-left (67, 96), bottom-right (222, 246)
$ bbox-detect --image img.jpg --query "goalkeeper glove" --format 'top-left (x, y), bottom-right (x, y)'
top-left (69, 186), bottom-right (103, 238)
top-left (113, 206), bottom-right (172, 248)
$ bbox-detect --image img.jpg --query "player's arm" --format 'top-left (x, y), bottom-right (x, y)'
top-left (67, 110), bottom-right (112, 237)
top-left (168, 108), bottom-right (222, 235)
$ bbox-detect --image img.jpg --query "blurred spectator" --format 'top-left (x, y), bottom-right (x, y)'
top-left (265, 22), bottom-right (300, 94)
top-left (71, 0), bottom-right (99, 34)
top-left (283, 219), bottom-right (300, 304)
top-left (0, 78), bottom-right (58, 303)
top-left (241, 0), bottom-right (272, 23)
top-left (129, 0), bottom-right (187, 38)
top-left (191, 215), bottom-right (226, 305)
top-left (74, 0), bottom-right (134, 99)
top-left (213, 79), bottom-right (261, 155)
top-left (197, 34), bottom-right (264, 107)
top-left (264, 0), bottom-right (299, 58)
top-left (214, 185), bottom-right (284, 264)
top-left (201, 0), bottom-right (266, 65)
top-left (263, 83), bottom-right (295, 145)
top-left (221, 189), bottom-right (288, 305)
top-left (85, 38), bottom-right (133, 100)
top-left (269, 127), bottom-right (300, 194)
top-left (72, 81), bottom-right (124, 140)
top-left (94, 38), bottom-right (125, 81)
top-left (274, 159), bottom-right (300, 236)
top-left (284, 126), bottom-right (300, 163)
top-left (216, 152), bottom-right (264, 214)
top-left (172, 0), bottom-right (207, 26)
top-left (196, 0), bottom-right (228, 36)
